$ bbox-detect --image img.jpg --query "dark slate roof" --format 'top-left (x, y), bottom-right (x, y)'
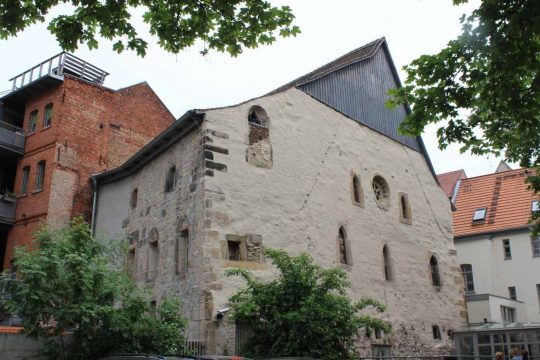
top-left (269, 38), bottom-right (385, 94)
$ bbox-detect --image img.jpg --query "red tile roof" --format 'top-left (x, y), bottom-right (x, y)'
top-left (453, 168), bottom-right (538, 237)
top-left (437, 169), bottom-right (467, 198)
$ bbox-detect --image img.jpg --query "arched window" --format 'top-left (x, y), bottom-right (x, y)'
top-left (130, 188), bottom-right (138, 209)
top-left (246, 105), bottom-right (272, 167)
top-left (399, 193), bottom-right (412, 224)
top-left (351, 174), bottom-right (364, 206)
top-left (430, 255), bottom-right (441, 287)
top-left (338, 226), bottom-right (351, 265)
top-left (176, 220), bottom-right (189, 275)
top-left (147, 228), bottom-right (159, 281)
top-left (383, 245), bottom-right (393, 281)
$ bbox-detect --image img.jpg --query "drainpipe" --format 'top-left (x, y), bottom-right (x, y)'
top-left (90, 176), bottom-right (98, 237)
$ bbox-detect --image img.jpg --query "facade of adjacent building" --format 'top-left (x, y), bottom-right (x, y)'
top-left (93, 38), bottom-right (467, 356)
top-left (438, 165), bottom-right (540, 324)
top-left (0, 52), bottom-right (175, 270)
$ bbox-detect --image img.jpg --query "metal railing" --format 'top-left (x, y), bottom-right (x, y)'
top-left (0, 120), bottom-right (24, 134)
top-left (8, 52), bottom-right (109, 91)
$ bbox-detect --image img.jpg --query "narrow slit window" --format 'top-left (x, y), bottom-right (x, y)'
top-left (176, 229), bottom-right (189, 275)
top-left (147, 228), bottom-right (159, 281)
top-left (164, 166), bottom-right (176, 193)
top-left (338, 226), bottom-right (350, 265)
top-left (383, 245), bottom-right (393, 281)
top-left (430, 255), bottom-right (441, 287)
top-left (432, 325), bottom-right (442, 340)
top-left (352, 175), bottom-right (361, 204)
top-left (130, 188), bottom-right (138, 209)
top-left (43, 103), bottom-right (53, 127)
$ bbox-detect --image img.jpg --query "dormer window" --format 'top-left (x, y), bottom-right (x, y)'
top-left (473, 208), bottom-right (487, 222)
top-left (532, 200), bottom-right (539, 213)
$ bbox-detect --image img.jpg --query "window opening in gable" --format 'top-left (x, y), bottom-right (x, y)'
top-left (383, 245), bottom-right (393, 281)
top-left (353, 175), bottom-right (361, 204)
top-left (473, 208), bottom-right (487, 222)
top-left (176, 228), bottom-right (189, 275)
top-left (532, 236), bottom-right (540, 257)
top-left (43, 103), bottom-right (53, 128)
top-left (503, 239), bottom-right (512, 260)
top-left (35, 161), bottom-right (46, 191)
top-left (28, 110), bottom-right (38, 133)
top-left (21, 166), bottom-right (30, 194)
top-left (246, 105), bottom-right (272, 168)
top-left (164, 166), bottom-right (176, 193)
top-left (228, 240), bottom-right (240, 261)
top-left (372, 175), bottom-right (390, 208)
top-left (131, 188), bottom-right (138, 209)
top-left (508, 286), bottom-right (517, 300)
top-left (430, 255), bottom-right (441, 287)
top-left (460, 264), bottom-right (475, 293)
top-left (338, 226), bottom-right (351, 265)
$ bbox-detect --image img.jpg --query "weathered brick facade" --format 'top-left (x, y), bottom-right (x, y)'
top-left (2, 75), bottom-right (174, 268)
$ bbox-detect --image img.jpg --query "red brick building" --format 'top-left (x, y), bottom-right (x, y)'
top-left (0, 53), bottom-right (174, 269)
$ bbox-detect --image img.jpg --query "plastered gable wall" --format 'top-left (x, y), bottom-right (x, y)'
top-left (201, 87), bottom-right (466, 355)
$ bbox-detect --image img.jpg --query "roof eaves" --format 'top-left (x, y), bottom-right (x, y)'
top-left (92, 110), bottom-right (204, 185)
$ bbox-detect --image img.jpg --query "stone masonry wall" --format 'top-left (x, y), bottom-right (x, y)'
top-left (120, 126), bottom-right (211, 344)
top-left (200, 87), bottom-right (466, 356)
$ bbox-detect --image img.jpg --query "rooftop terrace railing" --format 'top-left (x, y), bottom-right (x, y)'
top-left (8, 52), bottom-right (109, 91)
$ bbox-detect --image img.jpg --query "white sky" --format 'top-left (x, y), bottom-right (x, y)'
top-left (0, 0), bottom-right (511, 178)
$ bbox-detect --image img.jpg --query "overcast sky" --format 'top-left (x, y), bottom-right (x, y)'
top-left (0, 0), bottom-right (509, 177)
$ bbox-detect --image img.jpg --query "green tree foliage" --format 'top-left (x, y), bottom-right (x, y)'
top-left (0, 0), bottom-right (300, 56)
top-left (388, 0), bottom-right (540, 224)
top-left (227, 249), bottom-right (391, 360)
top-left (0, 218), bottom-right (188, 360)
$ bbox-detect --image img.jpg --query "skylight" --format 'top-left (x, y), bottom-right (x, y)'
top-left (532, 200), bottom-right (539, 213)
top-left (473, 208), bottom-right (487, 222)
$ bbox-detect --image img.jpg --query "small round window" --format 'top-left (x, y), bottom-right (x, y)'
top-left (372, 175), bottom-right (390, 208)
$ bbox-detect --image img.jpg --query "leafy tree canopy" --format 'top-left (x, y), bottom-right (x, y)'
top-left (0, 218), bottom-right (188, 360)
top-left (388, 0), bottom-right (540, 220)
top-left (0, 0), bottom-right (300, 56)
top-left (227, 249), bottom-right (391, 360)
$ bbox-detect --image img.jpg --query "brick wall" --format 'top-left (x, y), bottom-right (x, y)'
top-left (3, 77), bottom-right (174, 268)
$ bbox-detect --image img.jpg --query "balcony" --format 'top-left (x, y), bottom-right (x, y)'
top-left (0, 195), bottom-right (16, 226)
top-left (0, 120), bottom-right (25, 156)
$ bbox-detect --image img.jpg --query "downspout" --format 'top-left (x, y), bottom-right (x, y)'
top-left (90, 176), bottom-right (98, 237)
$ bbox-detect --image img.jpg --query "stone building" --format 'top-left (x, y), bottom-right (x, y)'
top-left (0, 52), bottom-right (174, 269)
top-left (93, 38), bottom-right (467, 356)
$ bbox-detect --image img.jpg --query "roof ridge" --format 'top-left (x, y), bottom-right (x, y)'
top-left (267, 37), bottom-right (386, 95)
top-left (461, 168), bottom-right (527, 182)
